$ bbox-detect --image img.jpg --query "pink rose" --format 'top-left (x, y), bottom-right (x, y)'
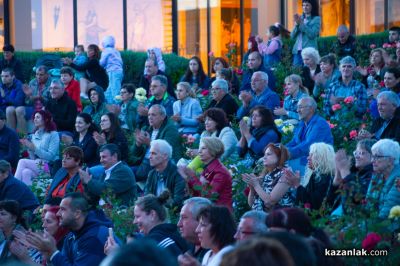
top-left (229, 42), bottom-right (236, 48)
top-left (349, 130), bottom-right (358, 139)
top-left (343, 96), bottom-right (354, 104)
top-left (320, 93), bottom-right (326, 98)
top-left (332, 103), bottom-right (342, 111)
top-left (382, 43), bottom-right (389, 48)
top-left (208, 51), bottom-right (214, 57)
top-left (304, 203), bottom-right (311, 209)
top-left (283, 89), bottom-right (289, 96)
top-left (362, 233), bottom-right (381, 252)
top-left (329, 122), bottom-right (336, 129)
top-left (370, 44), bottom-right (376, 49)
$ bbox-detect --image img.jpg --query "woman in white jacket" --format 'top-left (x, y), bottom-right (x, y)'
top-left (15, 110), bottom-right (59, 185)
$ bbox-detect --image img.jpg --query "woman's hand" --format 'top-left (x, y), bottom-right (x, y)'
top-left (178, 252), bottom-right (201, 266)
top-left (20, 138), bottom-right (36, 151)
top-left (281, 168), bottom-right (300, 188)
top-left (242, 173), bottom-right (260, 188)
top-left (355, 66), bottom-right (368, 76)
top-left (273, 107), bottom-right (288, 116)
top-left (93, 131), bottom-right (107, 146)
top-left (9, 240), bottom-right (31, 263)
top-left (186, 148), bottom-right (199, 158)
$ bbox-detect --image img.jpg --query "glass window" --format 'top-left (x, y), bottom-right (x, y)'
top-left (77, 0), bottom-right (123, 49)
top-left (320, 0), bottom-right (350, 36)
top-left (0, 0), bottom-right (4, 48)
top-left (31, 0), bottom-right (73, 51)
top-left (127, 0), bottom-right (173, 52)
top-left (355, 0), bottom-right (384, 34)
top-left (388, 0), bottom-right (400, 28)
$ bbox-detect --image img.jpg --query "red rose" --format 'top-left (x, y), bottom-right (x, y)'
top-left (362, 232), bottom-right (381, 252)
top-left (201, 90), bottom-right (209, 96)
top-left (349, 130), bottom-right (358, 139)
top-left (21, 150), bottom-right (29, 158)
top-left (304, 203), bottom-right (311, 209)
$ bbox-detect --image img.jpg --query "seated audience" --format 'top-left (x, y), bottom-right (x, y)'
top-left (81, 144), bottom-right (137, 206)
top-left (273, 74), bottom-right (308, 122)
top-left (210, 57), bottom-right (240, 94)
top-left (0, 160), bottom-right (39, 212)
top-left (234, 210), bottom-right (268, 242)
top-left (60, 66), bottom-right (82, 112)
top-left (284, 142), bottom-right (335, 210)
top-left (243, 143), bottom-right (293, 211)
top-left (62, 113), bottom-right (99, 167)
top-left (313, 54), bottom-right (340, 98)
top-left (207, 79), bottom-right (238, 122)
top-left (144, 140), bottom-right (186, 208)
top-left (301, 47), bottom-right (321, 92)
top-left (83, 86), bottom-right (109, 127)
top-left (324, 56), bottom-right (367, 118)
top-left (172, 81), bottom-right (202, 134)
top-left (180, 56), bottom-right (210, 91)
top-left (139, 58), bottom-right (174, 98)
top-left (15, 110), bottom-right (60, 186)
top-left (238, 106), bottom-right (281, 167)
top-left (1, 68), bottom-right (24, 117)
top-left (0, 44), bottom-right (24, 82)
top-left (0, 109), bottom-right (19, 168)
top-left (27, 65), bottom-right (52, 107)
top-left (132, 191), bottom-right (188, 257)
top-left (330, 25), bottom-right (357, 59)
top-left (116, 83), bottom-right (139, 132)
top-left (237, 71), bottom-right (280, 120)
top-left (366, 139), bottom-right (400, 219)
top-left (45, 146), bottom-right (85, 203)
top-left (286, 97), bottom-right (333, 175)
top-left (356, 48), bottom-right (387, 90)
top-left (327, 139), bottom-right (375, 216)
top-left (45, 79), bottom-right (78, 133)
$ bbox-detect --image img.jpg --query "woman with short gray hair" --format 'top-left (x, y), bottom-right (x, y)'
top-left (366, 138), bottom-right (400, 218)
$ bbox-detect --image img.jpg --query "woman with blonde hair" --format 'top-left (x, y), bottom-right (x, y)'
top-left (243, 143), bottom-right (294, 212)
top-left (273, 74), bottom-right (309, 122)
top-left (172, 82), bottom-right (202, 134)
top-left (283, 142), bottom-right (335, 210)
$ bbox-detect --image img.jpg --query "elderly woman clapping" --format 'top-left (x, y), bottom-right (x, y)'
top-left (366, 139), bottom-right (400, 219)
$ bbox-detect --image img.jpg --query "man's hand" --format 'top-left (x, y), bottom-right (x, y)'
top-left (273, 107), bottom-right (288, 116)
top-left (135, 130), bottom-right (150, 146)
top-left (137, 104), bottom-right (149, 116)
top-left (239, 91), bottom-right (253, 106)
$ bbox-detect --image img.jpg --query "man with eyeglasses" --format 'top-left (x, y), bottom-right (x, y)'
top-left (286, 96), bottom-right (333, 175)
top-left (45, 79), bottom-right (77, 133)
top-left (237, 71), bottom-right (280, 120)
top-left (234, 210), bottom-right (268, 242)
top-left (323, 56), bottom-right (367, 117)
top-left (207, 79), bottom-right (238, 122)
top-left (359, 91), bottom-right (400, 143)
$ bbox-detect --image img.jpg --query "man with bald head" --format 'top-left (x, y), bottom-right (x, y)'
top-left (330, 25), bottom-right (357, 59)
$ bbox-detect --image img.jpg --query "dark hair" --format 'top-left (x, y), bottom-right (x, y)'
top-left (385, 67), bottom-right (400, 79)
top-left (122, 83), bottom-right (136, 94)
top-left (33, 110), bottom-right (57, 132)
top-left (36, 65), bottom-right (49, 73)
top-left (248, 36), bottom-right (258, 53)
top-left (106, 239), bottom-right (177, 266)
top-left (76, 113), bottom-right (99, 133)
top-left (197, 205), bottom-right (236, 250)
top-left (63, 146), bottom-right (84, 166)
top-left (212, 57), bottom-right (229, 74)
top-left (266, 208), bottom-right (313, 236)
top-left (0, 109), bottom-right (5, 120)
top-left (182, 56), bottom-right (208, 86)
top-left (202, 108), bottom-right (229, 132)
top-left (2, 44), bottom-right (15, 53)
top-left (60, 66), bottom-right (74, 76)
top-left (63, 192), bottom-right (89, 214)
top-left (320, 54), bottom-right (337, 68)
top-left (218, 68), bottom-right (233, 82)
top-left (0, 200), bottom-right (26, 228)
top-left (1, 67), bottom-right (14, 76)
top-left (220, 237), bottom-right (294, 266)
top-left (302, 0), bottom-right (319, 17)
top-left (389, 26), bottom-right (400, 33)
top-left (101, 112), bottom-right (122, 142)
top-left (269, 25), bottom-right (280, 37)
top-left (135, 191), bottom-right (170, 222)
top-left (75, 44), bottom-right (85, 52)
top-left (0, 160), bottom-right (11, 173)
top-left (99, 143), bottom-right (121, 161)
top-left (250, 106), bottom-right (276, 128)
top-left (87, 44), bottom-right (101, 59)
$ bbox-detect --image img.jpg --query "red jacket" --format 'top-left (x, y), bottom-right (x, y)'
top-left (188, 159), bottom-right (232, 211)
top-left (65, 79), bottom-right (82, 112)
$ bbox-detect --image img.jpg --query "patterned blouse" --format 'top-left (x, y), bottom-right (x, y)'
top-left (252, 168), bottom-right (294, 211)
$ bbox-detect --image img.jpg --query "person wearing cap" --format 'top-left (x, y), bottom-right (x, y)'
top-left (0, 109), bottom-right (19, 168)
top-left (0, 44), bottom-right (24, 82)
top-left (323, 56), bottom-right (368, 117)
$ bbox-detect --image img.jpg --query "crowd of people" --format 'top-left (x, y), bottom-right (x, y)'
top-left (0, 0), bottom-right (399, 265)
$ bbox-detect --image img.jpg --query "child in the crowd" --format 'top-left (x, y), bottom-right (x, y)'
top-left (257, 24), bottom-right (283, 68)
top-left (100, 35), bottom-right (124, 104)
top-left (72, 44), bottom-right (88, 81)
top-left (60, 66), bottom-right (82, 112)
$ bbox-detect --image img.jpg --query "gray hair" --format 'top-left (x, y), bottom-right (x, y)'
top-left (371, 139), bottom-right (400, 165)
top-left (152, 75), bottom-right (168, 88)
top-left (337, 25), bottom-right (349, 33)
top-left (301, 47), bottom-right (320, 64)
top-left (253, 71), bottom-right (269, 83)
top-left (211, 79), bottom-right (229, 93)
top-left (241, 210), bottom-right (268, 234)
top-left (149, 104), bottom-right (167, 117)
top-left (377, 91), bottom-right (400, 107)
top-left (183, 197), bottom-right (212, 218)
top-left (299, 96), bottom-right (317, 110)
top-left (50, 79), bottom-right (64, 90)
top-left (150, 139), bottom-right (172, 159)
top-left (339, 56), bottom-right (356, 67)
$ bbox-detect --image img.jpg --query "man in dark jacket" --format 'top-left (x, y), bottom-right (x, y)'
top-left (0, 44), bottom-right (24, 82)
top-left (0, 160), bottom-right (39, 211)
top-left (330, 25), bottom-right (357, 60)
top-left (139, 58), bottom-right (175, 98)
top-left (207, 79), bottom-right (238, 122)
top-left (45, 79), bottom-right (77, 132)
top-left (145, 139), bottom-right (186, 208)
top-left (0, 68), bottom-right (24, 112)
top-left (81, 144), bottom-right (137, 206)
top-left (27, 192), bottom-right (113, 266)
top-left (0, 110), bottom-right (19, 168)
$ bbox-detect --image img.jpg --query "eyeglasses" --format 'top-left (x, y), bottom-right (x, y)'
top-left (371, 154), bottom-right (391, 161)
top-left (235, 229), bottom-right (256, 236)
top-left (211, 87), bottom-right (221, 92)
top-left (353, 151), bottom-right (369, 157)
top-left (49, 86), bottom-right (61, 90)
top-left (297, 105), bottom-right (311, 110)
